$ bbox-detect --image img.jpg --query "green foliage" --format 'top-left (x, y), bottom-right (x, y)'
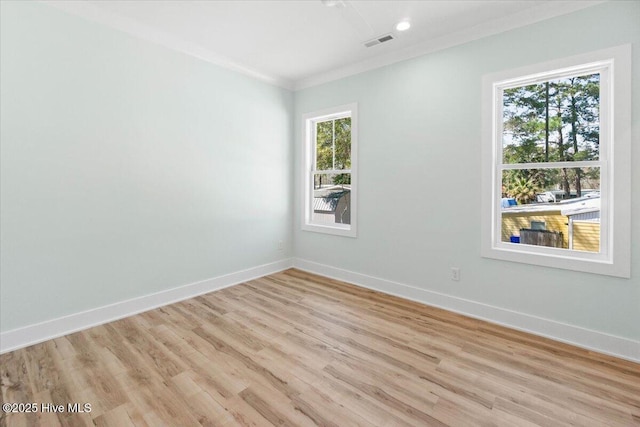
top-left (334, 117), bottom-right (351, 170)
top-left (505, 175), bottom-right (540, 204)
top-left (334, 174), bottom-right (351, 185)
top-left (315, 117), bottom-right (351, 171)
top-left (316, 121), bottom-right (333, 170)
top-left (502, 73), bottom-right (600, 201)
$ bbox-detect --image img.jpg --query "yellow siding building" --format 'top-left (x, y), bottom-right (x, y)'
top-left (502, 210), bottom-right (569, 248)
top-left (571, 221), bottom-right (600, 252)
top-left (501, 200), bottom-right (600, 253)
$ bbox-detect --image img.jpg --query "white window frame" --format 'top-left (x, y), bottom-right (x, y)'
top-left (302, 103), bottom-right (358, 237)
top-left (481, 45), bottom-right (631, 278)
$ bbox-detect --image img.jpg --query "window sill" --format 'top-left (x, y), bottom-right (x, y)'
top-left (302, 223), bottom-right (356, 238)
top-left (481, 242), bottom-right (629, 278)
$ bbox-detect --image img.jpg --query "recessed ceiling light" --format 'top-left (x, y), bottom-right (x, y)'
top-left (321, 0), bottom-right (345, 7)
top-left (395, 20), bottom-right (411, 32)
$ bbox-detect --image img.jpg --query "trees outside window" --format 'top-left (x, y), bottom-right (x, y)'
top-left (302, 104), bottom-right (358, 237)
top-left (481, 45), bottom-right (631, 278)
top-left (502, 73), bottom-right (600, 203)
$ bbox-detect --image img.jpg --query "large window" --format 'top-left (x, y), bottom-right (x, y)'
top-left (481, 46), bottom-right (630, 277)
top-left (302, 103), bottom-right (357, 237)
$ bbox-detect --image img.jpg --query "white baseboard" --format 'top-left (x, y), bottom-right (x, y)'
top-left (4, 257), bottom-right (637, 363)
top-left (293, 258), bottom-right (640, 363)
top-left (0, 258), bottom-right (294, 354)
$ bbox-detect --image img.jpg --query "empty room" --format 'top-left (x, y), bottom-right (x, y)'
top-left (1, 0), bottom-right (638, 425)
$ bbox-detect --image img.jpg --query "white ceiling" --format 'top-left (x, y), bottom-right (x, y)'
top-left (45, 0), bottom-right (603, 90)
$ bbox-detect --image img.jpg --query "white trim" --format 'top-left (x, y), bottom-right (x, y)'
top-left (41, 0), bottom-right (294, 90)
top-left (302, 222), bottom-right (354, 238)
top-left (481, 44), bottom-right (631, 278)
top-left (41, 0), bottom-right (602, 91)
top-left (294, 1), bottom-right (604, 90)
top-left (0, 259), bottom-right (294, 354)
top-left (302, 103), bottom-right (358, 238)
top-left (2, 257), bottom-right (636, 363)
top-left (293, 258), bottom-right (640, 363)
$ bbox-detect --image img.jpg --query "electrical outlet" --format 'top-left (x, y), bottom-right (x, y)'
top-left (278, 240), bottom-right (284, 251)
top-left (451, 267), bottom-right (460, 281)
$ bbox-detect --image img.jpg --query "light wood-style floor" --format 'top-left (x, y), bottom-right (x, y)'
top-left (1, 269), bottom-right (639, 426)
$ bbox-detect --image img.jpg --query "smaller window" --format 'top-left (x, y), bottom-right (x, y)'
top-left (530, 221), bottom-right (546, 231)
top-left (302, 103), bottom-right (358, 237)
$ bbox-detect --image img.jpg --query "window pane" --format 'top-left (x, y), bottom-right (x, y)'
top-left (316, 120), bottom-right (333, 170)
top-left (502, 73), bottom-right (600, 164)
top-left (500, 167), bottom-right (600, 252)
top-left (312, 173), bottom-right (351, 226)
top-left (334, 117), bottom-right (351, 170)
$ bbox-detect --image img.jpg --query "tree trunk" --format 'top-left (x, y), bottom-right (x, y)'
top-left (569, 87), bottom-right (582, 197)
top-left (557, 106), bottom-right (571, 198)
top-left (545, 82), bottom-right (550, 162)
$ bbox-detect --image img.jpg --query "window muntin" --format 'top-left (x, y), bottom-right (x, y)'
top-left (302, 104), bottom-right (357, 237)
top-left (496, 65), bottom-right (607, 257)
top-left (481, 45), bottom-right (631, 278)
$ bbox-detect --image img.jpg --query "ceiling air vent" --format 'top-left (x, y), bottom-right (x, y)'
top-left (364, 33), bottom-right (395, 48)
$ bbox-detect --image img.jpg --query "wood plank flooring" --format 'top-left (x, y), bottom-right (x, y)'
top-left (1, 269), bottom-right (639, 426)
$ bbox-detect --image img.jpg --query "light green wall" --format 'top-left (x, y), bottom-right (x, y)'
top-left (1, 1), bottom-right (638, 344)
top-left (0, 1), bottom-right (293, 331)
top-left (294, 1), bottom-right (640, 341)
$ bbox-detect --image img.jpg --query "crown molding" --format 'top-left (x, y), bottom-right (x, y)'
top-left (40, 1), bottom-right (295, 90)
top-left (294, 1), bottom-right (605, 90)
top-left (41, 1), bottom-right (604, 92)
